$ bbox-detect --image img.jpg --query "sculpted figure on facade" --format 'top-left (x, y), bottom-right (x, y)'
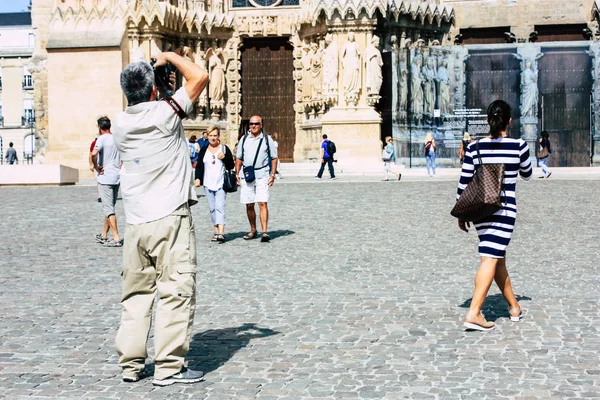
top-left (520, 60), bottom-right (539, 117)
top-left (207, 47), bottom-right (226, 111)
top-left (436, 58), bottom-right (451, 115)
top-left (422, 56), bottom-right (437, 117)
top-left (390, 35), bottom-right (399, 117)
top-left (399, 54), bottom-right (408, 113)
top-left (301, 43), bottom-right (313, 102)
top-left (411, 55), bottom-right (424, 122)
top-left (366, 35), bottom-right (383, 104)
top-left (342, 31), bottom-right (361, 106)
top-left (194, 43), bottom-right (208, 111)
top-left (322, 33), bottom-right (338, 104)
top-left (309, 42), bottom-right (322, 100)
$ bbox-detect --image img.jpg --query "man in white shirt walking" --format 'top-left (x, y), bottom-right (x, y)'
top-left (91, 116), bottom-right (122, 247)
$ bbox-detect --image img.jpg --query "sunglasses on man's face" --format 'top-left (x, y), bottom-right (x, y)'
top-left (249, 122), bottom-right (261, 126)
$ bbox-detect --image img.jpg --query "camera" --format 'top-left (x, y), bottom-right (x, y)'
top-left (150, 60), bottom-right (177, 98)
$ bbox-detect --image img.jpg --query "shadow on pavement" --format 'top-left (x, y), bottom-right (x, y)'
top-left (186, 323), bottom-right (280, 374)
top-left (226, 229), bottom-right (295, 241)
top-left (459, 293), bottom-right (533, 322)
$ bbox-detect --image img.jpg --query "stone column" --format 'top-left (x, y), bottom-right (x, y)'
top-left (515, 45), bottom-right (543, 163)
top-left (29, 0), bottom-right (54, 161)
top-left (590, 41), bottom-right (600, 165)
top-left (320, 25), bottom-right (382, 168)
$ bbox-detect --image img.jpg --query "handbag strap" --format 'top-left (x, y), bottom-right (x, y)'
top-left (251, 138), bottom-right (263, 168)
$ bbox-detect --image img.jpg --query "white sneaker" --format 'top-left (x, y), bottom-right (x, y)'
top-left (152, 368), bottom-right (204, 387)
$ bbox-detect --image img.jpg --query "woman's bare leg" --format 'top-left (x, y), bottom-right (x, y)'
top-left (465, 257), bottom-right (498, 328)
top-left (494, 257), bottom-right (520, 316)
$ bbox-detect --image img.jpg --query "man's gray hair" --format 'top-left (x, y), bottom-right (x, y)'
top-left (120, 61), bottom-right (154, 106)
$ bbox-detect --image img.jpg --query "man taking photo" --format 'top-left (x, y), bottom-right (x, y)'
top-left (112, 49), bottom-right (208, 386)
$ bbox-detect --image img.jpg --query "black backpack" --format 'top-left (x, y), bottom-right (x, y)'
top-left (327, 140), bottom-right (336, 157)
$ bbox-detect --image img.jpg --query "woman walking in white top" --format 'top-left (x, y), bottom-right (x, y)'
top-left (382, 136), bottom-right (401, 181)
top-left (194, 126), bottom-right (235, 243)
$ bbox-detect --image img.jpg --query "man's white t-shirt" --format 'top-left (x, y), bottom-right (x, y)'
top-left (95, 133), bottom-right (121, 185)
top-left (112, 87), bottom-right (196, 224)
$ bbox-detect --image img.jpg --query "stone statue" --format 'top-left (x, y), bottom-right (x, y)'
top-left (309, 42), bottom-right (323, 100)
top-left (366, 35), bottom-right (383, 97)
top-left (399, 63), bottom-right (408, 112)
top-left (390, 35), bottom-right (399, 116)
top-left (193, 44), bottom-right (208, 112)
top-left (521, 60), bottom-right (539, 117)
top-left (322, 33), bottom-right (338, 103)
top-left (422, 56), bottom-right (437, 117)
top-left (436, 58), bottom-right (451, 115)
top-left (301, 44), bottom-right (312, 101)
top-left (207, 47), bottom-right (225, 106)
top-left (342, 31), bottom-right (361, 105)
top-left (411, 55), bottom-right (423, 122)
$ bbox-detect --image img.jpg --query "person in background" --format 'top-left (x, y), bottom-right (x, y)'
top-left (188, 135), bottom-right (201, 169)
top-left (424, 131), bottom-right (436, 177)
top-left (457, 100), bottom-right (532, 332)
top-left (315, 134), bottom-right (336, 180)
top-left (382, 136), bottom-right (401, 181)
top-left (194, 126), bottom-right (234, 243)
top-left (538, 130), bottom-right (552, 178)
top-left (4, 142), bottom-right (18, 165)
top-left (198, 130), bottom-right (209, 149)
top-left (272, 132), bottom-right (282, 179)
top-left (459, 132), bottom-right (472, 164)
top-left (235, 115), bottom-right (278, 242)
top-left (91, 116), bottom-right (122, 247)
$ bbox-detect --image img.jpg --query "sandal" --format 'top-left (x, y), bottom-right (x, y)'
top-left (260, 233), bottom-right (271, 243)
top-left (216, 234), bottom-right (225, 243)
top-left (211, 233), bottom-right (219, 242)
top-left (104, 238), bottom-right (123, 247)
top-left (95, 233), bottom-right (107, 244)
top-left (243, 231), bottom-right (258, 240)
top-left (464, 313), bottom-right (495, 331)
top-left (509, 307), bottom-right (523, 322)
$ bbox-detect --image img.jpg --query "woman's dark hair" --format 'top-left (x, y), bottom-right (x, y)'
top-left (189, 135), bottom-right (197, 143)
top-left (541, 130), bottom-right (549, 139)
top-left (487, 100), bottom-right (512, 139)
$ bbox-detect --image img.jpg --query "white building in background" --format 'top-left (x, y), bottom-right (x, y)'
top-left (0, 12), bottom-right (35, 164)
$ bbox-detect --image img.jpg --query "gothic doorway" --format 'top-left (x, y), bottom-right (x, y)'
top-left (465, 48), bottom-right (521, 139)
top-left (241, 37), bottom-right (295, 162)
top-left (538, 47), bottom-right (592, 167)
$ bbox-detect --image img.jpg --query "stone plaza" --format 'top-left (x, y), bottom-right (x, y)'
top-left (1, 175), bottom-right (599, 399)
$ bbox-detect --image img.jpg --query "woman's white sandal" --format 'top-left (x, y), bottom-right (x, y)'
top-left (509, 307), bottom-right (523, 322)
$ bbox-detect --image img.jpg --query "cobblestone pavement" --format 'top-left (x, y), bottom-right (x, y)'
top-left (1, 178), bottom-right (599, 399)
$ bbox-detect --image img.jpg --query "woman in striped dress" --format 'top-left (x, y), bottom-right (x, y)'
top-left (457, 100), bottom-right (532, 331)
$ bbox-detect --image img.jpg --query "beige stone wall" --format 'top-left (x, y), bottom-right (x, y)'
top-left (446, 0), bottom-right (595, 38)
top-left (44, 48), bottom-right (125, 177)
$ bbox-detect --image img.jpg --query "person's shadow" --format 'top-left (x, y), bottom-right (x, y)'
top-left (226, 229), bottom-right (295, 241)
top-left (186, 323), bottom-right (280, 374)
top-left (459, 293), bottom-right (532, 322)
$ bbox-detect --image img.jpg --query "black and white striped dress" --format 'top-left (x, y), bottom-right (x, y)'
top-left (456, 137), bottom-right (532, 258)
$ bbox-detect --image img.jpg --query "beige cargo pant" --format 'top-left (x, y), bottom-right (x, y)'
top-left (115, 203), bottom-right (196, 380)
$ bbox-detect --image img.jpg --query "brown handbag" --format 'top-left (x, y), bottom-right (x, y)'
top-left (537, 146), bottom-right (549, 159)
top-left (451, 140), bottom-right (506, 222)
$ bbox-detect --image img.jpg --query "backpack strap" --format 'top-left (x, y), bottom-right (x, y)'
top-left (162, 96), bottom-right (187, 119)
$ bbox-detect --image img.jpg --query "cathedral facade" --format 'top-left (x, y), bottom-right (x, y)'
top-left (29, 0), bottom-right (600, 175)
